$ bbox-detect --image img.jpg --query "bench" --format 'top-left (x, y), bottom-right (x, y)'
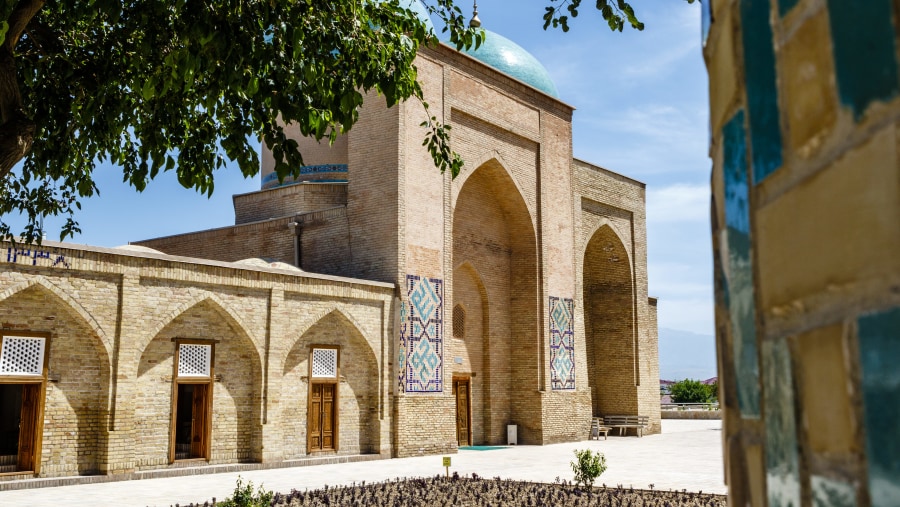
top-left (602, 415), bottom-right (649, 437)
top-left (589, 417), bottom-right (611, 440)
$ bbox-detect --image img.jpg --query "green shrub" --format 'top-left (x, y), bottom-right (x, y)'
top-left (570, 449), bottom-right (607, 488)
top-left (670, 379), bottom-right (715, 404)
top-left (217, 476), bottom-right (273, 507)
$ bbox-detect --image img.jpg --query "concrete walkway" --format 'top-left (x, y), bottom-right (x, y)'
top-left (0, 420), bottom-right (725, 507)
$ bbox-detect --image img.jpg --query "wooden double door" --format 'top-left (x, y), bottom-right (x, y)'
top-left (454, 378), bottom-right (471, 447)
top-left (0, 383), bottom-right (43, 473)
top-left (308, 382), bottom-right (337, 452)
top-left (171, 382), bottom-right (211, 462)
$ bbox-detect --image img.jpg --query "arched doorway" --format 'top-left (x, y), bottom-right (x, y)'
top-left (0, 281), bottom-right (110, 476)
top-left (452, 159), bottom-right (539, 444)
top-left (136, 298), bottom-right (262, 468)
top-left (583, 225), bottom-right (637, 416)
top-left (282, 310), bottom-right (379, 457)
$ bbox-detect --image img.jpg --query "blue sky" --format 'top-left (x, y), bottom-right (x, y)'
top-left (21, 0), bottom-right (713, 337)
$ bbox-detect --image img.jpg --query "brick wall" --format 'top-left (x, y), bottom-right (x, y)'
top-left (134, 218), bottom-right (295, 265)
top-left (233, 184), bottom-right (347, 224)
top-left (0, 242), bottom-right (392, 478)
top-left (574, 159), bottom-right (659, 436)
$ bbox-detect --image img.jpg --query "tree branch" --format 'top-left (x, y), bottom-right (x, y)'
top-left (3, 0), bottom-right (45, 52)
top-left (0, 0), bottom-right (43, 179)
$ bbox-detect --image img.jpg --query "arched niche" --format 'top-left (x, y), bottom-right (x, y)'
top-left (136, 298), bottom-right (262, 468)
top-left (0, 282), bottom-right (110, 476)
top-left (452, 158), bottom-right (540, 444)
top-left (583, 225), bottom-right (637, 416)
top-left (281, 309), bottom-right (379, 457)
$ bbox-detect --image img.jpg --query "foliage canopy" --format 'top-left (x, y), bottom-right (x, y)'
top-left (669, 379), bottom-right (717, 404)
top-left (0, 0), bottom-right (681, 243)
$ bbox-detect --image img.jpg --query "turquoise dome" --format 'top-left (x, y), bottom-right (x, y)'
top-left (461, 30), bottom-right (559, 98)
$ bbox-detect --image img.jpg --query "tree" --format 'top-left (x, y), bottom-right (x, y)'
top-left (0, 0), bottom-right (685, 243)
top-left (669, 379), bottom-right (715, 404)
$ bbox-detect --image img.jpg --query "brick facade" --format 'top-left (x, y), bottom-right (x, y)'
top-left (0, 38), bottom-right (658, 480)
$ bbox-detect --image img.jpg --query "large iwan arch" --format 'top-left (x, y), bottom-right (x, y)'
top-left (583, 224), bottom-right (637, 416)
top-left (452, 159), bottom-right (540, 444)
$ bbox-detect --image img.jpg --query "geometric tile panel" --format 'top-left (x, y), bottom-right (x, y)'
top-left (403, 275), bottom-right (443, 393)
top-left (0, 336), bottom-right (46, 376)
top-left (177, 344), bottom-right (212, 378)
top-left (397, 301), bottom-right (408, 392)
top-left (549, 296), bottom-right (575, 391)
top-left (311, 348), bottom-right (338, 378)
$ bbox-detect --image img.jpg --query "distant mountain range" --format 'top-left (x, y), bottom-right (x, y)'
top-left (658, 327), bottom-right (717, 381)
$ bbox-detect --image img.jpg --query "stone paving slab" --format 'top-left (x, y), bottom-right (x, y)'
top-left (0, 420), bottom-right (725, 507)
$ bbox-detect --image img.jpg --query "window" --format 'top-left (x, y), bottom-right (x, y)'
top-left (453, 304), bottom-right (465, 339)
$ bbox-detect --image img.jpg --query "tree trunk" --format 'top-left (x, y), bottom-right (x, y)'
top-left (0, 0), bottom-right (45, 179)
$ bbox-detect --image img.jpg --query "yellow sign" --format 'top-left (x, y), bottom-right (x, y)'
top-left (442, 456), bottom-right (451, 467)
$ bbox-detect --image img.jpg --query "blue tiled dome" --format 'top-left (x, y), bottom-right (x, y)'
top-left (462, 30), bottom-right (559, 98)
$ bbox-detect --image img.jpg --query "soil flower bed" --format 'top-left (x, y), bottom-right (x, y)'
top-left (183, 474), bottom-right (728, 506)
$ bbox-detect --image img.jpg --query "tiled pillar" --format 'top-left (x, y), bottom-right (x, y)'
top-left (705, 0), bottom-right (900, 505)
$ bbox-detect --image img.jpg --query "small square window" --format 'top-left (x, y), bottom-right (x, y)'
top-left (311, 348), bottom-right (338, 378)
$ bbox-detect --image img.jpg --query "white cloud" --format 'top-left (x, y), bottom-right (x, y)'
top-left (622, 38), bottom-right (700, 79)
top-left (647, 183), bottom-right (710, 223)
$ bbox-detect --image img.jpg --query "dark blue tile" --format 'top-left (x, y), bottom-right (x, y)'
top-left (740, 0), bottom-right (784, 183)
top-left (762, 338), bottom-right (801, 507)
top-left (827, 0), bottom-right (899, 120)
top-left (857, 307), bottom-right (900, 507)
top-left (778, 0), bottom-right (799, 17)
top-left (722, 110), bottom-right (760, 417)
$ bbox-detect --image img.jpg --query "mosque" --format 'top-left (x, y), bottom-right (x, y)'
top-left (0, 2), bottom-right (659, 480)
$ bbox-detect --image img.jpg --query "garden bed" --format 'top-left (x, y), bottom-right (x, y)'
top-left (188, 474), bottom-right (728, 506)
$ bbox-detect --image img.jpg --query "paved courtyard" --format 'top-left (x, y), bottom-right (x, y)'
top-left (0, 420), bottom-right (725, 506)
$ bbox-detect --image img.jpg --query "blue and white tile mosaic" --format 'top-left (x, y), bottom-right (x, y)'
top-left (549, 296), bottom-right (576, 391)
top-left (403, 275), bottom-right (444, 393)
top-left (397, 302), bottom-right (408, 392)
top-left (722, 109), bottom-right (761, 417)
top-left (762, 337), bottom-right (801, 507)
top-left (811, 475), bottom-right (857, 507)
top-left (260, 164), bottom-right (349, 189)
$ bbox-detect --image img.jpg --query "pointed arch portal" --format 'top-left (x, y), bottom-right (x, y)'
top-left (452, 159), bottom-right (539, 445)
top-left (583, 225), bottom-right (637, 416)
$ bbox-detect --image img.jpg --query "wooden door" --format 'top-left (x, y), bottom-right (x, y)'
top-left (17, 384), bottom-right (40, 471)
top-left (190, 384), bottom-right (210, 459)
top-left (308, 383), bottom-right (337, 452)
top-left (454, 379), bottom-right (471, 446)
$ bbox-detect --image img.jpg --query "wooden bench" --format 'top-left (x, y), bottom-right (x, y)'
top-left (602, 415), bottom-right (649, 437)
top-left (589, 417), bottom-right (611, 440)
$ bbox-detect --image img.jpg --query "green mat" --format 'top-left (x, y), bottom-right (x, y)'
top-left (458, 445), bottom-right (509, 451)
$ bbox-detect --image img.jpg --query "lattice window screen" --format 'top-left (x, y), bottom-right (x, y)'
top-left (178, 344), bottom-right (212, 377)
top-left (311, 348), bottom-right (338, 378)
top-left (0, 336), bottom-right (46, 376)
top-left (453, 304), bottom-right (465, 339)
